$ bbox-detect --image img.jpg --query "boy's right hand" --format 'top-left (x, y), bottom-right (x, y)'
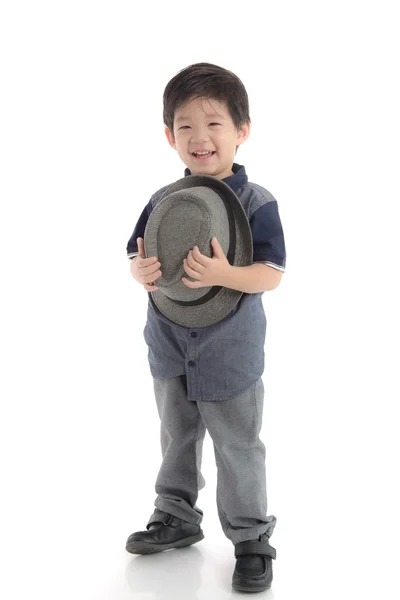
top-left (130, 237), bottom-right (162, 292)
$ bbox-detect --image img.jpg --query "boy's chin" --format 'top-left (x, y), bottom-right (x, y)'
top-left (186, 162), bottom-right (221, 177)
top-left (190, 166), bottom-right (215, 175)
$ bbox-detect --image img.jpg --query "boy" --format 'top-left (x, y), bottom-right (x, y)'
top-left (125, 63), bottom-right (286, 593)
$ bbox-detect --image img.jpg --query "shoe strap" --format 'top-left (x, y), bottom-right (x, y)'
top-left (235, 540), bottom-right (277, 560)
top-left (146, 511), bottom-right (172, 530)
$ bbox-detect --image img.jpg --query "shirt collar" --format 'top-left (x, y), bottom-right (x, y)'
top-left (184, 163), bottom-right (248, 194)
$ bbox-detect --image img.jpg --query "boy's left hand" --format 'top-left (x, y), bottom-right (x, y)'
top-left (182, 237), bottom-right (232, 288)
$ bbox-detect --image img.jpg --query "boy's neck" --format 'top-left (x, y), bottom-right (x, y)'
top-left (185, 164), bottom-right (236, 180)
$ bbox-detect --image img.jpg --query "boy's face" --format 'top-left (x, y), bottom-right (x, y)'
top-left (165, 97), bottom-right (250, 179)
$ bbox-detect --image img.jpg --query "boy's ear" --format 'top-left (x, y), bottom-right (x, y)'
top-left (165, 127), bottom-right (177, 149)
top-left (236, 121), bottom-right (251, 146)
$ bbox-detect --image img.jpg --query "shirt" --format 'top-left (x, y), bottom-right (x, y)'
top-left (126, 163), bottom-right (286, 401)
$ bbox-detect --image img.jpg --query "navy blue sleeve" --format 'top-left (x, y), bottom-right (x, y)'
top-left (249, 201), bottom-right (286, 271)
top-left (126, 199), bottom-right (153, 258)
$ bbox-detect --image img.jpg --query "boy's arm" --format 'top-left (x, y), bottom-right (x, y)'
top-left (223, 263), bottom-right (283, 294)
top-left (224, 198), bottom-right (286, 293)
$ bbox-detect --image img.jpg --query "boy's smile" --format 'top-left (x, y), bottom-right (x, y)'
top-left (191, 150), bottom-right (216, 161)
top-left (165, 97), bottom-right (250, 180)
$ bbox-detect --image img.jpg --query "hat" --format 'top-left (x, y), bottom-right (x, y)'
top-left (144, 174), bottom-right (253, 328)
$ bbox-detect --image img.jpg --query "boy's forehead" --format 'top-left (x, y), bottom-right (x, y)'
top-left (175, 97), bottom-right (228, 121)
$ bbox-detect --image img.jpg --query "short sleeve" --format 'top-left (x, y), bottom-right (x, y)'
top-left (126, 199), bottom-right (153, 259)
top-left (249, 200), bottom-right (286, 271)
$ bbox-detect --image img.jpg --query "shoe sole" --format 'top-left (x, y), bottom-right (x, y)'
top-left (126, 531), bottom-right (204, 555)
top-left (232, 572), bottom-right (272, 593)
top-left (232, 582), bottom-right (271, 593)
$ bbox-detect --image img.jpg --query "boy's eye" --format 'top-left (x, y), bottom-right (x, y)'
top-left (178, 123), bottom-right (220, 129)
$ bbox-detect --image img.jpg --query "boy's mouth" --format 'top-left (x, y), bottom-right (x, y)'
top-left (191, 151), bottom-right (216, 160)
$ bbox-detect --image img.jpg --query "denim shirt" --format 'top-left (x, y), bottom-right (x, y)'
top-left (127, 164), bottom-right (286, 401)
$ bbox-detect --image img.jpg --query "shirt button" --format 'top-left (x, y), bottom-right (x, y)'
top-left (188, 360), bottom-right (196, 367)
top-left (190, 332), bottom-right (198, 338)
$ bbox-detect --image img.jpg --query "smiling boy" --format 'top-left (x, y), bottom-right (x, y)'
top-left (125, 63), bottom-right (286, 593)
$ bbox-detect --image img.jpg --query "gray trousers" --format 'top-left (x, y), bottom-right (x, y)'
top-left (151, 375), bottom-right (277, 546)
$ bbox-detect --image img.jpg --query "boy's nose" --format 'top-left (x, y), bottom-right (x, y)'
top-left (190, 129), bottom-right (209, 144)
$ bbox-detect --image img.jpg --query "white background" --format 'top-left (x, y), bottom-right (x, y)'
top-left (1, 1), bottom-right (399, 599)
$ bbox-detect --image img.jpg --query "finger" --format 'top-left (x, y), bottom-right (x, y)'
top-left (183, 258), bottom-right (201, 279)
top-left (141, 256), bottom-right (159, 266)
top-left (143, 283), bottom-right (158, 291)
top-left (192, 245), bottom-right (210, 265)
top-left (139, 261), bottom-right (161, 276)
top-left (187, 250), bottom-right (204, 272)
top-left (182, 276), bottom-right (200, 288)
top-left (142, 268), bottom-right (162, 283)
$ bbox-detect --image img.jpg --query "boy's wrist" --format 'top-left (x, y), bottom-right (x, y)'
top-left (220, 263), bottom-right (235, 288)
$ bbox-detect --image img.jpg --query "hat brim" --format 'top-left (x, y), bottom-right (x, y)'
top-left (147, 175), bottom-right (253, 328)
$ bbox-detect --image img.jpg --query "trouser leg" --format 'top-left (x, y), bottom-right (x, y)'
top-left (197, 378), bottom-right (277, 545)
top-left (152, 375), bottom-right (206, 525)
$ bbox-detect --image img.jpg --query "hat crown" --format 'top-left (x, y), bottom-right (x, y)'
top-left (158, 202), bottom-right (204, 285)
top-left (145, 187), bottom-right (230, 301)
top-left (143, 174), bottom-right (253, 327)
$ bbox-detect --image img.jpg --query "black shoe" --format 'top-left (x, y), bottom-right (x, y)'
top-left (125, 510), bottom-right (204, 555)
top-left (232, 533), bottom-right (276, 593)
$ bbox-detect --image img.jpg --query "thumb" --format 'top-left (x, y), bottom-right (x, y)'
top-left (137, 237), bottom-right (145, 258)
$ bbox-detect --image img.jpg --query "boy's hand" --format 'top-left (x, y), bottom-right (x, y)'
top-left (130, 237), bottom-right (162, 292)
top-left (182, 237), bottom-right (232, 289)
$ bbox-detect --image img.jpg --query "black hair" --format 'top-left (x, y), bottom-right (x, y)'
top-left (163, 62), bottom-right (251, 132)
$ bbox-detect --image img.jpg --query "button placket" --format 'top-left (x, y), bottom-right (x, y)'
top-left (187, 331), bottom-right (198, 366)
top-left (186, 331), bottom-right (199, 399)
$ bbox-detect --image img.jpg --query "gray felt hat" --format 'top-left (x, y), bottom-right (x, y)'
top-left (144, 174), bottom-right (253, 328)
